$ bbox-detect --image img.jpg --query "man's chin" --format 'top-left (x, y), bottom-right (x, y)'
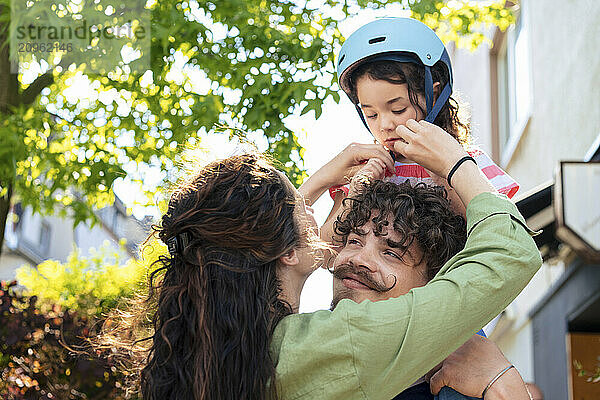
top-left (331, 288), bottom-right (366, 310)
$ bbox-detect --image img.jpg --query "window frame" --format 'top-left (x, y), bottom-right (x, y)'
top-left (490, 1), bottom-right (533, 167)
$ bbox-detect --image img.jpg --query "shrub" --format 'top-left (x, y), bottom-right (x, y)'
top-left (0, 241), bottom-right (165, 399)
top-left (15, 242), bottom-right (150, 317)
top-left (0, 280), bottom-right (126, 399)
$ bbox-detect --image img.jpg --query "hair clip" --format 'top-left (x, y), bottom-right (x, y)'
top-left (166, 232), bottom-right (191, 256)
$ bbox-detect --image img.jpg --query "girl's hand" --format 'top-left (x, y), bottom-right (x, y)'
top-left (348, 158), bottom-right (387, 197)
top-left (300, 143), bottom-right (394, 205)
top-left (318, 143), bottom-right (394, 187)
top-left (393, 119), bottom-right (467, 179)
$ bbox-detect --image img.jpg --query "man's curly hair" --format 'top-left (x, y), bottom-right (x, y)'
top-left (334, 180), bottom-right (467, 280)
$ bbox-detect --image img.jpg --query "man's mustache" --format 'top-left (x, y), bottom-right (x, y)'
top-left (331, 263), bottom-right (396, 293)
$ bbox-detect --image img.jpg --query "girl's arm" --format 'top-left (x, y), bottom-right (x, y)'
top-left (319, 192), bottom-right (344, 243)
top-left (319, 157), bottom-right (388, 243)
top-left (298, 143), bottom-right (394, 205)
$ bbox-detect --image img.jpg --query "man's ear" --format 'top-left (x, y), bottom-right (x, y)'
top-left (279, 248), bottom-right (299, 267)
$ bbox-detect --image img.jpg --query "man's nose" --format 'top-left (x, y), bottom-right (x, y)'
top-left (348, 246), bottom-right (377, 273)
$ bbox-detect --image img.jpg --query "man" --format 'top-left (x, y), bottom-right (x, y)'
top-left (330, 180), bottom-right (532, 400)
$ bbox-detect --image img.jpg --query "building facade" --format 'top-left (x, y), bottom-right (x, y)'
top-left (0, 196), bottom-right (151, 282)
top-left (450, 1), bottom-right (600, 399)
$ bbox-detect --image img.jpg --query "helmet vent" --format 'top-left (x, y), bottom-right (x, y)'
top-left (368, 36), bottom-right (386, 44)
top-left (339, 54), bottom-right (346, 64)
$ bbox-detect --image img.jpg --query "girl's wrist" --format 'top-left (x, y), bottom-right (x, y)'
top-left (299, 169), bottom-right (334, 205)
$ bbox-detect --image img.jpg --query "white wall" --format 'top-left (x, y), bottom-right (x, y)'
top-left (452, 38), bottom-right (494, 153)
top-left (447, 0), bottom-right (600, 385)
top-left (506, 0), bottom-right (600, 191)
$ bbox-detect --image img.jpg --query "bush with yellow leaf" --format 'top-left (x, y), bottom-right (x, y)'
top-left (16, 242), bottom-right (152, 317)
top-left (0, 241), bottom-right (165, 399)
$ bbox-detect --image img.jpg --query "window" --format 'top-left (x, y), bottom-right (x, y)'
top-left (39, 221), bottom-right (51, 256)
top-left (491, 1), bottom-right (533, 167)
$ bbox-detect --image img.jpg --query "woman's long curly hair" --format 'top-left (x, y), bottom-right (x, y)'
top-left (97, 153), bottom-right (309, 400)
top-left (347, 59), bottom-right (471, 145)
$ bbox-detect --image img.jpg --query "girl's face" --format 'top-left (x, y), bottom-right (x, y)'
top-left (356, 75), bottom-right (426, 155)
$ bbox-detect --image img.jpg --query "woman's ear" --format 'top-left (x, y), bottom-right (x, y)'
top-left (279, 249), bottom-right (299, 267)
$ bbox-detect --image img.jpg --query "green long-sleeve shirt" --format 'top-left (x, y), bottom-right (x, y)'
top-left (270, 192), bottom-right (542, 400)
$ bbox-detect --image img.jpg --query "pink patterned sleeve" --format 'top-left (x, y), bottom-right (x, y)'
top-left (328, 184), bottom-right (350, 200)
top-left (467, 147), bottom-right (520, 199)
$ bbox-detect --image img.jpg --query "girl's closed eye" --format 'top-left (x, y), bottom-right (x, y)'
top-left (365, 113), bottom-right (377, 119)
top-left (392, 108), bottom-right (407, 115)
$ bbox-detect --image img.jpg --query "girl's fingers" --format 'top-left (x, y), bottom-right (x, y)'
top-left (365, 159), bottom-right (382, 174)
top-left (368, 147), bottom-right (395, 171)
top-left (357, 159), bottom-right (385, 180)
top-left (350, 144), bottom-right (395, 171)
top-left (392, 136), bottom-right (410, 158)
top-left (372, 158), bottom-right (386, 170)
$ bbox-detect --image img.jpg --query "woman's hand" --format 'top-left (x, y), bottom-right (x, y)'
top-left (393, 119), bottom-right (466, 179)
top-left (299, 143), bottom-right (394, 205)
top-left (426, 335), bottom-right (531, 399)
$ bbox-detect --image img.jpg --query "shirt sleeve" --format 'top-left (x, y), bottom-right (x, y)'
top-left (271, 192), bottom-right (542, 400)
top-left (467, 147), bottom-right (520, 198)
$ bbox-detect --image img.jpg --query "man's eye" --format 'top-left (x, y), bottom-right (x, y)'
top-left (392, 108), bottom-right (407, 115)
top-left (348, 238), bottom-right (362, 246)
top-left (385, 250), bottom-right (403, 260)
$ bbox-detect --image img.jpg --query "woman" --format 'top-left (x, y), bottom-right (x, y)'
top-left (101, 136), bottom-right (540, 399)
top-left (137, 153), bottom-right (320, 399)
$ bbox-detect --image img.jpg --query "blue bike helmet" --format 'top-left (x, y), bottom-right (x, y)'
top-left (337, 17), bottom-right (453, 130)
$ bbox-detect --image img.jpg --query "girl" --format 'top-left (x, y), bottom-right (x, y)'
top-left (301, 17), bottom-right (519, 243)
top-left (299, 17), bottom-right (523, 400)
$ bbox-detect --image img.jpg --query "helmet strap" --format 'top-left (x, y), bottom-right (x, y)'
top-left (424, 81), bottom-right (451, 123)
top-left (424, 66), bottom-right (435, 117)
top-left (355, 103), bottom-right (370, 131)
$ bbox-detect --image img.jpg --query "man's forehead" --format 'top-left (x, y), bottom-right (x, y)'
top-left (354, 211), bottom-right (403, 242)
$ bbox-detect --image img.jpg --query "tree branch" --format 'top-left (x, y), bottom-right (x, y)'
top-left (20, 72), bottom-right (55, 106)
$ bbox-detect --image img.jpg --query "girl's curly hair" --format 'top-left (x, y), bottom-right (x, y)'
top-left (334, 180), bottom-right (467, 280)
